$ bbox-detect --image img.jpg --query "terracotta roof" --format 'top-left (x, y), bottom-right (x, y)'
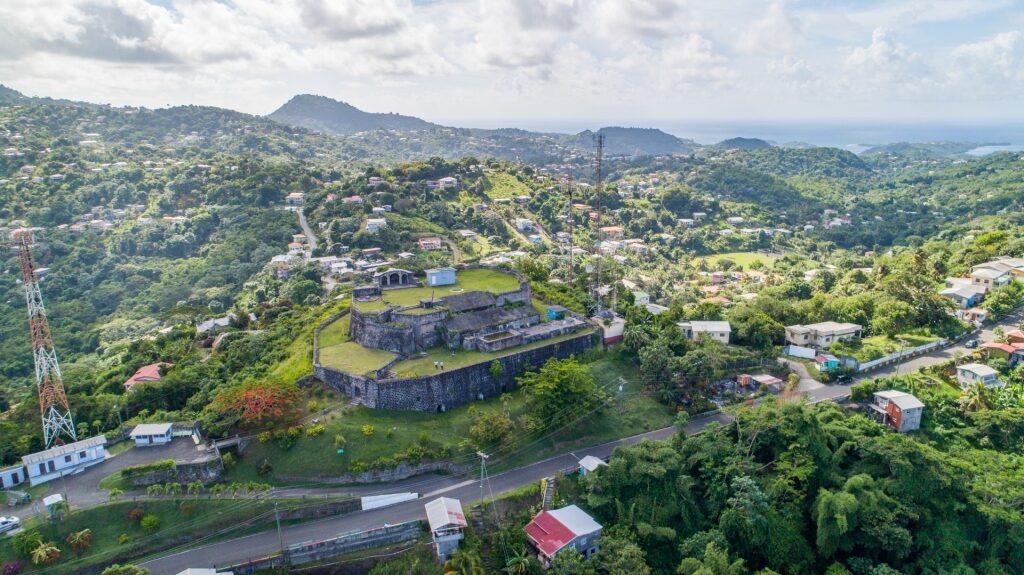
top-left (525, 511), bottom-right (577, 557)
top-left (124, 363), bottom-right (171, 389)
top-left (981, 342), bottom-right (1016, 354)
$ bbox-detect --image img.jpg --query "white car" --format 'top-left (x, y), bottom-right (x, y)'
top-left (0, 516), bottom-right (20, 534)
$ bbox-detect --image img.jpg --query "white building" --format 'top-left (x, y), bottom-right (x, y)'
top-left (425, 497), bottom-right (467, 561)
top-left (0, 464), bottom-right (26, 490)
top-left (784, 322), bottom-right (862, 348)
top-left (130, 423), bottom-right (174, 446)
top-left (366, 218), bottom-right (387, 233)
top-left (515, 218), bottom-right (534, 232)
top-left (22, 435), bottom-right (107, 486)
top-left (956, 363), bottom-right (1003, 389)
top-left (678, 321), bottom-right (732, 344)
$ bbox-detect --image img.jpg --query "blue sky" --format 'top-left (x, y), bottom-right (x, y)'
top-left (0, 0), bottom-right (1022, 123)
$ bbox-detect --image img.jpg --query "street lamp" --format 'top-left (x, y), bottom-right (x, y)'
top-left (894, 339), bottom-right (910, 379)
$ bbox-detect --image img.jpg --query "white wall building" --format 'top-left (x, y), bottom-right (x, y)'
top-left (22, 435), bottom-right (107, 486)
top-left (130, 423), bottom-right (173, 446)
top-left (678, 321), bottom-right (732, 344)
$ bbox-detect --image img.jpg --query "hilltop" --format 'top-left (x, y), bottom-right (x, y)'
top-left (716, 136), bottom-right (772, 150)
top-left (574, 127), bottom-right (696, 156)
top-left (268, 94), bottom-right (439, 135)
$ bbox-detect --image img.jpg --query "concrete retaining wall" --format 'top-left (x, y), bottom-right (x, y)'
top-left (315, 330), bottom-right (597, 411)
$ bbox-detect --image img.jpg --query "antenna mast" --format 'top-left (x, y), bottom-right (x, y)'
top-left (562, 174), bottom-right (574, 287)
top-left (12, 229), bottom-right (76, 448)
top-left (593, 133), bottom-right (605, 315)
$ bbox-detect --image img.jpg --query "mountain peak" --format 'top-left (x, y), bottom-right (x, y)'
top-left (268, 94), bottom-right (437, 135)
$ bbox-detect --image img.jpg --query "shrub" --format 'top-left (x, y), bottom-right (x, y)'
top-left (306, 424), bottom-right (326, 437)
top-left (141, 514), bottom-right (160, 532)
top-left (334, 433), bottom-right (346, 449)
top-left (257, 431), bottom-right (272, 443)
top-left (361, 424), bottom-right (374, 438)
top-left (221, 452), bottom-right (237, 470)
top-left (127, 508), bottom-right (146, 523)
top-left (385, 428), bottom-right (394, 440)
top-left (118, 533), bottom-right (131, 545)
top-left (258, 458), bottom-right (274, 475)
top-left (307, 400), bottom-right (319, 412)
top-left (30, 542), bottom-right (60, 566)
top-left (12, 532), bottom-right (42, 557)
top-left (121, 459), bottom-right (175, 480)
top-left (417, 431), bottom-right (429, 446)
top-left (2, 560), bottom-right (23, 575)
top-left (287, 425), bottom-right (303, 439)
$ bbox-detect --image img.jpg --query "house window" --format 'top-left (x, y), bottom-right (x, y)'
top-left (47, 461), bottom-right (55, 473)
top-left (80, 451), bottom-right (87, 459)
top-left (64, 455), bottom-right (72, 463)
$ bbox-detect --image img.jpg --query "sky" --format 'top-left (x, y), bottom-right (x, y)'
top-left (1, 0), bottom-right (1024, 126)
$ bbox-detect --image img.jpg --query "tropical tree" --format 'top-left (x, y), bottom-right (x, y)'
top-left (30, 542), bottom-right (60, 566)
top-left (146, 484), bottom-right (164, 497)
top-left (960, 383), bottom-right (992, 413)
top-left (677, 543), bottom-right (745, 575)
top-left (212, 380), bottom-right (301, 424)
top-left (108, 488), bottom-right (124, 501)
top-left (187, 481), bottom-right (204, 498)
top-left (503, 547), bottom-right (531, 574)
top-left (443, 549), bottom-right (486, 575)
top-left (66, 529), bottom-right (93, 556)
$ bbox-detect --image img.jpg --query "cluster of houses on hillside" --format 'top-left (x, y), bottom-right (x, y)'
top-left (941, 256), bottom-right (1024, 324)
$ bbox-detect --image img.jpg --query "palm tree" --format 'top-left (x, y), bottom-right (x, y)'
top-left (187, 481), bottom-right (203, 498)
top-left (210, 484), bottom-right (226, 498)
top-left (146, 484), bottom-right (164, 497)
top-left (959, 383), bottom-right (992, 413)
top-left (443, 550), bottom-right (486, 575)
top-left (31, 541), bottom-right (60, 566)
top-left (227, 482), bottom-right (241, 499)
top-left (503, 547), bottom-right (530, 574)
top-left (164, 482), bottom-right (182, 497)
top-left (66, 528), bottom-right (93, 555)
top-left (108, 488), bottom-right (124, 502)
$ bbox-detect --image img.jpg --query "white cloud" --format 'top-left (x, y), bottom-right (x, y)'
top-left (952, 31), bottom-right (1021, 78)
top-left (844, 27), bottom-right (926, 91)
top-left (738, 2), bottom-right (803, 54)
top-left (659, 34), bottom-right (733, 88)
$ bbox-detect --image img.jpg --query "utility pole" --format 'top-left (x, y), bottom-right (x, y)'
top-left (593, 133), bottom-right (605, 315)
top-left (274, 500), bottom-right (285, 562)
top-left (476, 451), bottom-right (490, 506)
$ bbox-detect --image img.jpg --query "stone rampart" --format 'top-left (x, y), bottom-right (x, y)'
top-left (315, 330), bottom-right (597, 411)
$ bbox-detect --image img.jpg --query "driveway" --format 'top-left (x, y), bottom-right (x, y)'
top-left (778, 358), bottom-right (825, 393)
top-left (13, 439), bottom-right (206, 518)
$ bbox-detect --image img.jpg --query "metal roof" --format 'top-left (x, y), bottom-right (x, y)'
top-left (22, 435), bottom-right (106, 465)
top-left (547, 505), bottom-right (601, 537)
top-left (425, 497), bottom-right (467, 531)
top-left (130, 423), bottom-right (173, 437)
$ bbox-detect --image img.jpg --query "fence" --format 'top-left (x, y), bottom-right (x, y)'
top-left (228, 520), bottom-right (423, 573)
top-left (855, 339), bottom-right (949, 372)
top-left (783, 345), bottom-right (817, 360)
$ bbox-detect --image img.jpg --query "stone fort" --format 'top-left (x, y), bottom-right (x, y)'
top-left (314, 265), bottom-right (596, 411)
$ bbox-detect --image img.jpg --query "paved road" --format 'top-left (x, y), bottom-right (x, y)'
top-left (140, 412), bottom-right (731, 575)
top-left (138, 312), bottom-right (1024, 573)
top-left (297, 208), bottom-right (318, 251)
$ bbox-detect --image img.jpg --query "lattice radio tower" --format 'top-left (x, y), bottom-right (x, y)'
top-left (11, 229), bottom-right (76, 447)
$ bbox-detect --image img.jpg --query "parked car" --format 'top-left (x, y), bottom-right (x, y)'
top-left (965, 339), bottom-right (979, 349)
top-left (0, 516), bottom-right (20, 535)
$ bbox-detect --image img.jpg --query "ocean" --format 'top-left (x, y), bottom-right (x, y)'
top-left (465, 118), bottom-right (1024, 154)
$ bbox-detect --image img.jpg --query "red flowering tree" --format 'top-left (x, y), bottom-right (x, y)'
top-left (214, 381), bottom-right (300, 424)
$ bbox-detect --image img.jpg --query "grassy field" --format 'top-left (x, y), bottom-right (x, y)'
top-left (830, 333), bottom-right (940, 362)
top-left (483, 172), bottom-right (531, 200)
top-left (0, 497), bottom-right (339, 574)
top-left (699, 251), bottom-right (780, 269)
top-left (390, 329), bottom-right (593, 378)
top-left (224, 351), bottom-right (673, 483)
top-left (353, 268), bottom-right (521, 312)
top-left (318, 315), bottom-right (397, 375)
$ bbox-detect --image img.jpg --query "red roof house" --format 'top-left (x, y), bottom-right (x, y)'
top-left (1006, 329), bottom-right (1024, 344)
top-left (524, 505), bottom-right (602, 566)
top-left (124, 363), bottom-right (172, 391)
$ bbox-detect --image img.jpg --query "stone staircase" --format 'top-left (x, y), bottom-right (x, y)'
top-left (542, 476), bottom-right (556, 510)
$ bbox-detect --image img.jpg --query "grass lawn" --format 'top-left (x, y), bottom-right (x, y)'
top-left (352, 268), bottom-right (522, 313)
top-left (700, 251), bottom-right (780, 269)
top-left (390, 329), bottom-right (594, 378)
top-left (0, 497), bottom-right (339, 574)
top-left (320, 342), bottom-right (397, 375)
top-left (483, 172), bottom-right (531, 200)
top-left (318, 315), bottom-right (397, 375)
top-left (830, 333), bottom-right (940, 362)
top-left (224, 351), bottom-right (673, 483)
